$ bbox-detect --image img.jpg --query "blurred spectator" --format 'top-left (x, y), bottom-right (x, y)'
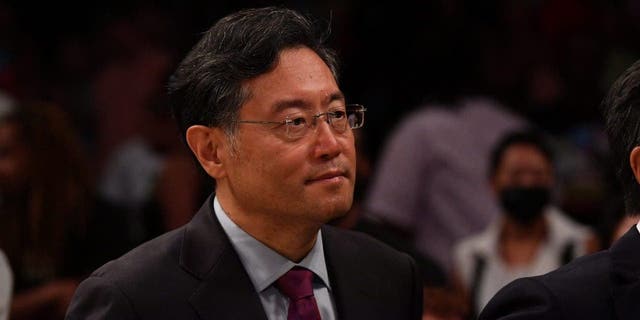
top-left (91, 45), bottom-right (173, 166)
top-left (0, 101), bottom-right (91, 319)
top-left (365, 97), bottom-right (527, 273)
top-left (0, 249), bottom-right (11, 320)
top-left (90, 8), bottom-right (208, 248)
top-left (453, 130), bottom-right (593, 317)
top-left (98, 93), bottom-right (207, 247)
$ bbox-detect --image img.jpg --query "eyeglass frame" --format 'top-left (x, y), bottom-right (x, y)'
top-left (236, 104), bottom-right (366, 140)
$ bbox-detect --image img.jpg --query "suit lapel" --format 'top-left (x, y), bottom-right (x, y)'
top-left (322, 226), bottom-right (381, 320)
top-left (610, 225), bottom-right (640, 320)
top-left (181, 195), bottom-right (268, 320)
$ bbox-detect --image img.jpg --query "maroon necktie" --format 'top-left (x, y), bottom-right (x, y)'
top-left (275, 267), bottom-right (322, 320)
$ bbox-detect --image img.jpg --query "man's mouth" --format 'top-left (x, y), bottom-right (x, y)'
top-left (305, 169), bottom-right (348, 184)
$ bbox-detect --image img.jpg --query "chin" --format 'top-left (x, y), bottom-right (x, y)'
top-left (328, 205), bottom-right (350, 221)
top-left (320, 196), bottom-right (353, 221)
top-left (303, 185), bottom-right (354, 222)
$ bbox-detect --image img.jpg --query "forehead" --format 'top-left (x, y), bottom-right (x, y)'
top-left (242, 47), bottom-right (342, 114)
top-left (498, 143), bottom-right (551, 169)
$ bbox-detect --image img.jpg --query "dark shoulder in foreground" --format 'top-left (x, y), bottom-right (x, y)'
top-left (66, 225), bottom-right (202, 319)
top-left (91, 226), bottom-right (193, 289)
top-left (479, 250), bottom-right (614, 320)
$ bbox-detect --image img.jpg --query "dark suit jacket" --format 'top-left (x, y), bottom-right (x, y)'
top-left (479, 226), bottom-right (640, 320)
top-left (66, 195), bottom-right (423, 319)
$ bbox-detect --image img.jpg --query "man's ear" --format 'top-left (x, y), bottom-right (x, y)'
top-left (630, 146), bottom-right (640, 184)
top-left (185, 125), bottom-right (228, 179)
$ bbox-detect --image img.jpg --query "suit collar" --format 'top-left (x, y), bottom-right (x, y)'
top-left (181, 194), bottom-right (268, 320)
top-left (322, 225), bottom-right (381, 319)
top-left (610, 225), bottom-right (640, 320)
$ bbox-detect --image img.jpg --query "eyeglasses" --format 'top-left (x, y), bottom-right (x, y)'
top-left (237, 104), bottom-right (366, 140)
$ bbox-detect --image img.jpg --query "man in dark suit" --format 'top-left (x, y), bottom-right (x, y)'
top-left (65, 7), bottom-right (422, 320)
top-left (479, 59), bottom-right (640, 319)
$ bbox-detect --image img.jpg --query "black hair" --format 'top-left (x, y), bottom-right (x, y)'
top-left (167, 7), bottom-right (338, 140)
top-left (602, 59), bottom-right (640, 214)
top-left (488, 130), bottom-right (554, 178)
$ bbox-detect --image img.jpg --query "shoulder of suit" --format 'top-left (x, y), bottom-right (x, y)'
top-left (486, 251), bottom-right (613, 318)
top-left (321, 225), bottom-right (412, 260)
top-left (534, 250), bottom-right (611, 297)
top-left (90, 226), bottom-right (189, 285)
top-left (321, 225), bottom-right (420, 288)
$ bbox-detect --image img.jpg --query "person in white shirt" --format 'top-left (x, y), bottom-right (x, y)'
top-left (453, 130), bottom-right (593, 316)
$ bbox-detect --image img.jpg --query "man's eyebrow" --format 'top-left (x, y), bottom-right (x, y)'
top-left (272, 99), bottom-right (311, 113)
top-left (271, 92), bottom-right (346, 112)
top-left (328, 91), bottom-right (345, 103)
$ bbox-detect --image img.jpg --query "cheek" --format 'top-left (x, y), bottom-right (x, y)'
top-left (236, 142), bottom-right (303, 183)
top-left (268, 139), bottom-right (310, 165)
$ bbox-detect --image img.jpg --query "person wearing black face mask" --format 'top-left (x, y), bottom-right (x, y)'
top-left (452, 130), bottom-right (595, 318)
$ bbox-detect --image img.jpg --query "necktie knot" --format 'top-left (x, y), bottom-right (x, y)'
top-left (274, 266), bottom-right (322, 320)
top-left (275, 267), bottom-right (315, 300)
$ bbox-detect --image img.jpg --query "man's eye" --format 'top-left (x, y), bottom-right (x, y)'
top-left (330, 110), bottom-right (346, 119)
top-left (289, 117), bottom-right (307, 126)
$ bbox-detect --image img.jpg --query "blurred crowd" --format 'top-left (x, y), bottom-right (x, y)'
top-left (1, 0), bottom-right (639, 319)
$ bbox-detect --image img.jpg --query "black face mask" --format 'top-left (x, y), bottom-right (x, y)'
top-left (499, 186), bottom-right (551, 225)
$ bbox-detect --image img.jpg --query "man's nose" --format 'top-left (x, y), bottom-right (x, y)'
top-left (312, 120), bottom-right (341, 160)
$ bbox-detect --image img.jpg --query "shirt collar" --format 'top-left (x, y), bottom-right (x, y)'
top-left (213, 196), bottom-right (331, 292)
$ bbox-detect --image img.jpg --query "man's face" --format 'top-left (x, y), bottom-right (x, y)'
top-left (492, 143), bottom-right (554, 192)
top-left (217, 47), bottom-right (356, 226)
